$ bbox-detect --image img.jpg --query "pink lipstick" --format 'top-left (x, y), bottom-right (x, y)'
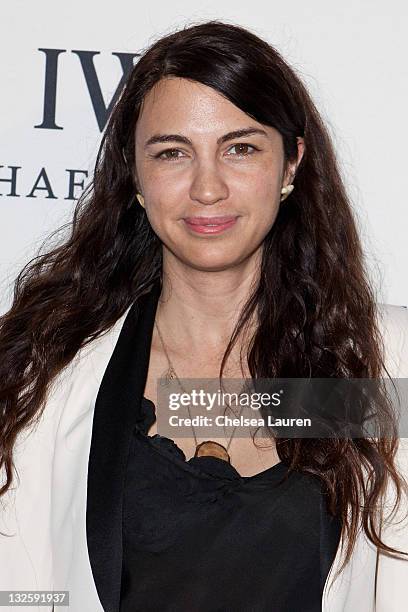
top-left (183, 215), bottom-right (239, 235)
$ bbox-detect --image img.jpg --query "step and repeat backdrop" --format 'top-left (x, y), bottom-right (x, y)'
top-left (1, 0), bottom-right (407, 314)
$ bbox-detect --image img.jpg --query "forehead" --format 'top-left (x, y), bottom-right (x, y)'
top-left (135, 76), bottom-right (279, 144)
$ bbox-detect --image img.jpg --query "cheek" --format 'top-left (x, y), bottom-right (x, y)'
top-left (144, 168), bottom-right (185, 211)
top-left (141, 177), bottom-right (179, 229)
top-left (238, 172), bottom-right (281, 219)
top-left (144, 193), bottom-right (181, 241)
top-left (249, 202), bottom-right (280, 243)
top-left (234, 162), bottom-right (281, 195)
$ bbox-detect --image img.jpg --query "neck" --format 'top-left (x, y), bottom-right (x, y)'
top-left (155, 247), bottom-right (262, 356)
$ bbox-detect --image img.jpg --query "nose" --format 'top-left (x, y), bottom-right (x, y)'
top-left (189, 160), bottom-right (229, 205)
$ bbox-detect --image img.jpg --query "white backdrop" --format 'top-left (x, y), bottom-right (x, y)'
top-left (1, 0), bottom-right (407, 315)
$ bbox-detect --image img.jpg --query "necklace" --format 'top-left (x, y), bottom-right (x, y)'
top-left (154, 319), bottom-right (247, 465)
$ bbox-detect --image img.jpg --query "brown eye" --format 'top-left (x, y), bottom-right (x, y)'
top-left (226, 143), bottom-right (257, 156)
top-left (156, 148), bottom-right (185, 161)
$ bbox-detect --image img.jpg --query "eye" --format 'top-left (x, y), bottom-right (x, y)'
top-left (225, 143), bottom-right (258, 157)
top-left (155, 148), bottom-right (187, 161)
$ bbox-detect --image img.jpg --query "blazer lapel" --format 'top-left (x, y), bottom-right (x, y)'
top-left (86, 279), bottom-right (161, 612)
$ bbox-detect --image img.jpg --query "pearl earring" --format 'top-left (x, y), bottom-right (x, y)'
top-left (136, 193), bottom-right (145, 208)
top-left (280, 184), bottom-right (294, 202)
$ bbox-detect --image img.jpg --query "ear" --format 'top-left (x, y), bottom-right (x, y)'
top-left (283, 137), bottom-right (305, 185)
top-left (133, 170), bottom-right (142, 193)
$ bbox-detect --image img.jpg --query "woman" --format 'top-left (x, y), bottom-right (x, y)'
top-left (1, 20), bottom-right (407, 612)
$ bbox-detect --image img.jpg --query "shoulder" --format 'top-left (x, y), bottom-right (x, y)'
top-left (50, 304), bottom-right (133, 397)
top-left (375, 304), bottom-right (408, 608)
top-left (14, 304), bottom-right (134, 450)
top-left (375, 301), bottom-right (408, 487)
top-left (324, 303), bottom-right (408, 609)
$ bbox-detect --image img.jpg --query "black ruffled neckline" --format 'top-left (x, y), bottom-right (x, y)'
top-left (134, 396), bottom-right (288, 484)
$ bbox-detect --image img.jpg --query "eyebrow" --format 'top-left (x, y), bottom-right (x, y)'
top-left (144, 127), bottom-right (268, 148)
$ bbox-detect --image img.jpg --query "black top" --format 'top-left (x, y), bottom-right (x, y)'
top-left (114, 283), bottom-right (342, 612)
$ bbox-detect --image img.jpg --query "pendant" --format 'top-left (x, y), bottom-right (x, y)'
top-left (194, 440), bottom-right (231, 463)
top-left (160, 366), bottom-right (177, 386)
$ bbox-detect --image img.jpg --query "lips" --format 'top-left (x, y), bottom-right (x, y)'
top-left (183, 216), bottom-right (238, 225)
top-left (183, 215), bottom-right (239, 235)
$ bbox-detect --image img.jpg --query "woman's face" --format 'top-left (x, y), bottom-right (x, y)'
top-left (134, 76), bottom-right (304, 271)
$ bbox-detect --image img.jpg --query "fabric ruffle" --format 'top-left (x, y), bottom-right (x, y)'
top-left (135, 397), bottom-right (243, 481)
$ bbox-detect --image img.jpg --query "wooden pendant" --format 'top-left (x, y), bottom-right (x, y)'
top-left (194, 440), bottom-right (231, 463)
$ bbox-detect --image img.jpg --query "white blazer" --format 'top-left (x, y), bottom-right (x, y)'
top-left (1, 290), bottom-right (407, 612)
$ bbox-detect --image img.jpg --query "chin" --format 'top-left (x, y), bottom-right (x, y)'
top-left (178, 253), bottom-right (246, 272)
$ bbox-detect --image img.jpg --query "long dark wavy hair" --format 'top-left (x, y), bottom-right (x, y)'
top-left (1, 19), bottom-right (406, 581)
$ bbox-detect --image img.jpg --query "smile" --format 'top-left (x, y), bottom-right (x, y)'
top-left (183, 216), bottom-right (239, 235)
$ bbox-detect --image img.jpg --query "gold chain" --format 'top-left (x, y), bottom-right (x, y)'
top-left (154, 318), bottom-right (247, 454)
